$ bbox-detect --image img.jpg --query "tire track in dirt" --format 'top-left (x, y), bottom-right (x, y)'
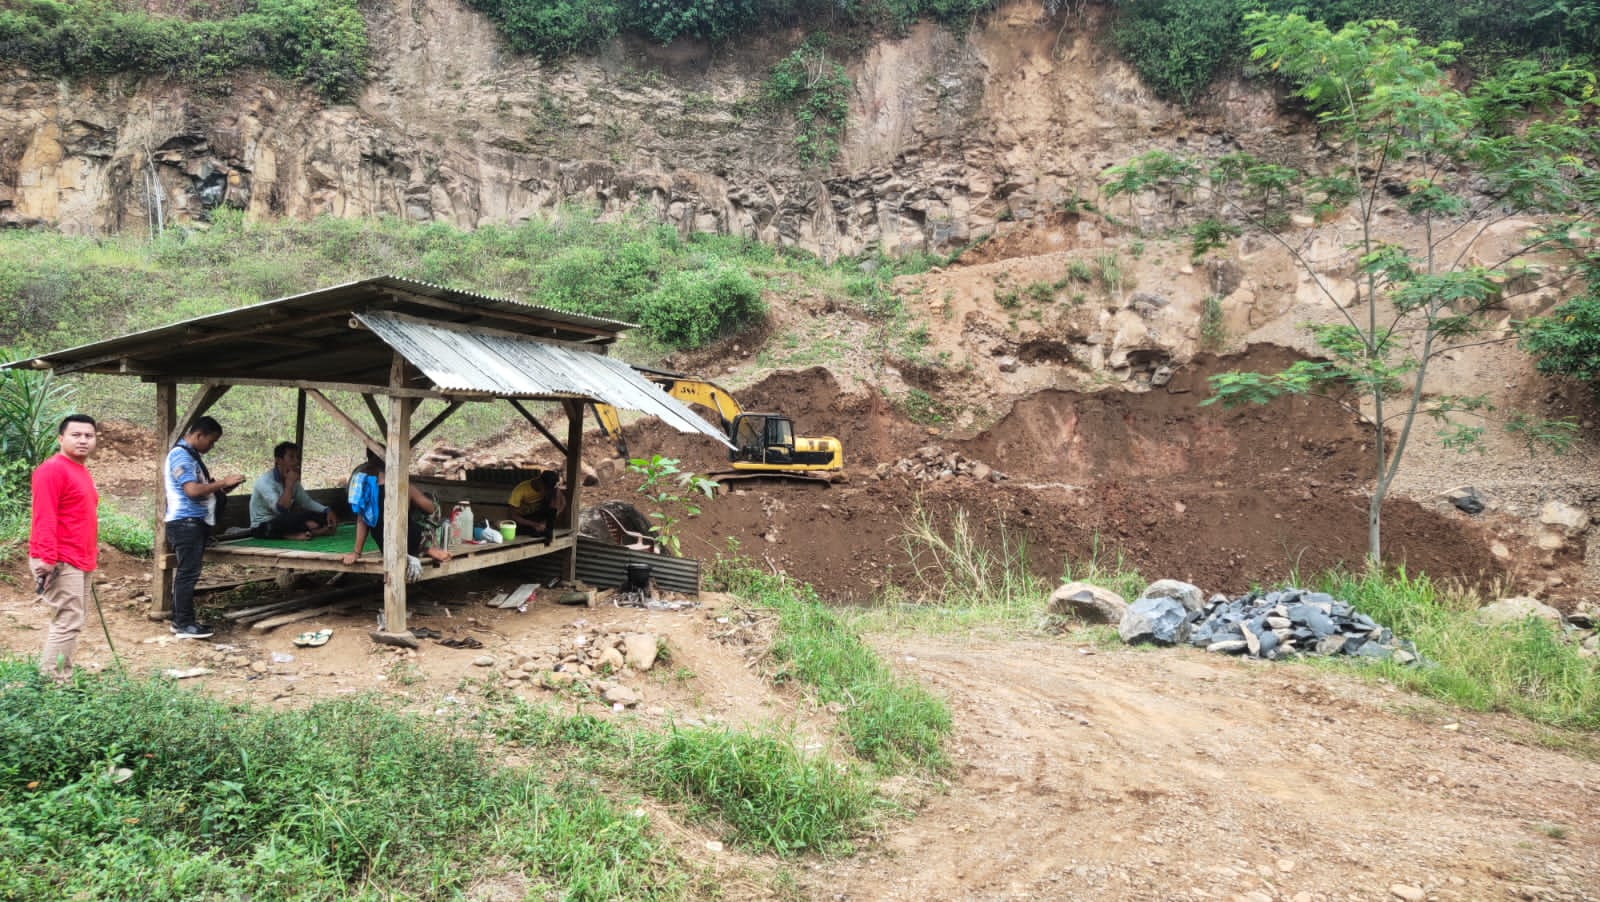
top-left (798, 639), bottom-right (1600, 901)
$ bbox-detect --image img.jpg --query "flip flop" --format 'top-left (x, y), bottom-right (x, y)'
top-left (439, 636), bottom-right (483, 649)
top-left (409, 627), bottom-right (442, 639)
top-left (293, 628), bottom-right (333, 648)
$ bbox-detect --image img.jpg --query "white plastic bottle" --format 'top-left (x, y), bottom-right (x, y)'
top-left (455, 500), bottom-right (473, 545)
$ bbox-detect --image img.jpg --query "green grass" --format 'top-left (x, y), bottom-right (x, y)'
top-left (1319, 568), bottom-right (1600, 730)
top-left (712, 562), bottom-right (954, 772)
top-left (0, 661), bottom-right (682, 899)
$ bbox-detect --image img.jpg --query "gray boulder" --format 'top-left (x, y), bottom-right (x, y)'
top-left (1139, 579), bottom-right (1206, 613)
top-left (1049, 581), bottom-right (1128, 624)
top-left (1119, 596), bottom-right (1191, 645)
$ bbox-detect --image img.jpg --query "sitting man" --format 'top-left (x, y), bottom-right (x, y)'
top-left (508, 468), bottom-right (566, 545)
top-left (249, 441), bottom-right (337, 540)
top-left (341, 452), bottom-right (452, 570)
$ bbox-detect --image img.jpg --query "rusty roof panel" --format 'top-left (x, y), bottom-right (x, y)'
top-left (357, 312), bottom-right (732, 447)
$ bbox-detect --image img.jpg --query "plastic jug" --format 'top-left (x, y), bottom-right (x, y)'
top-left (451, 501), bottom-right (473, 545)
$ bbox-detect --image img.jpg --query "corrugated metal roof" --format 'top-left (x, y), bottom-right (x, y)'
top-left (357, 311), bottom-right (733, 448)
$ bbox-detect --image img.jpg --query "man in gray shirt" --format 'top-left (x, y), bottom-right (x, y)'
top-left (249, 441), bottom-right (337, 539)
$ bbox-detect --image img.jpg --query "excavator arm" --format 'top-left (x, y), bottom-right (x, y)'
top-left (590, 401), bottom-right (629, 459)
top-left (657, 379), bottom-right (742, 433)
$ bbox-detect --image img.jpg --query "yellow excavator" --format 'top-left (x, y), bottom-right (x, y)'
top-left (592, 371), bottom-right (844, 481)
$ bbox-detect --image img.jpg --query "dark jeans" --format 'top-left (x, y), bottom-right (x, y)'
top-left (165, 517), bottom-right (209, 627)
top-left (515, 504), bottom-right (557, 537)
top-left (369, 521), bottom-right (425, 556)
top-left (252, 508), bottom-right (325, 539)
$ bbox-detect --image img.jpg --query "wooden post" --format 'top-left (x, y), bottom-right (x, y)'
top-left (150, 382), bottom-right (176, 621)
top-left (381, 354), bottom-right (412, 635)
top-left (562, 399), bottom-right (583, 582)
top-left (294, 389), bottom-right (307, 452)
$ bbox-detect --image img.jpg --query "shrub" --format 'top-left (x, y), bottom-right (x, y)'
top-left (637, 264), bottom-right (766, 348)
top-left (1111, 0), bottom-right (1242, 106)
top-left (1520, 294), bottom-right (1600, 393)
top-left (466, 0), bottom-right (619, 57)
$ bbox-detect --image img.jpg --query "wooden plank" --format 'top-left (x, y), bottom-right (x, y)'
top-left (362, 393), bottom-right (387, 435)
top-left (507, 399), bottom-right (568, 457)
top-left (562, 398), bottom-right (583, 583)
top-left (305, 388), bottom-right (385, 457)
top-left (168, 383), bottom-right (231, 447)
top-left (150, 382), bottom-right (176, 621)
top-left (383, 353), bottom-right (412, 634)
top-left (251, 600), bottom-right (366, 633)
top-left (195, 376), bottom-right (439, 398)
top-left (416, 534), bottom-right (572, 580)
top-left (224, 583), bottom-right (369, 621)
top-left (410, 400), bottom-right (462, 448)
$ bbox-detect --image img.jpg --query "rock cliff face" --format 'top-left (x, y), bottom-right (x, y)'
top-left (0, 1), bottom-right (1296, 257)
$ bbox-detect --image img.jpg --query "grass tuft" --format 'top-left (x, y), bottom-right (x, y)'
top-left (1320, 568), bottom-right (1600, 730)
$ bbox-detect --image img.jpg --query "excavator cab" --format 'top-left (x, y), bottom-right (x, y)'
top-left (731, 414), bottom-right (795, 465)
top-left (729, 413), bottom-right (840, 470)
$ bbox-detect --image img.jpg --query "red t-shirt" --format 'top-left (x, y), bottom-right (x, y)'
top-left (29, 452), bottom-right (99, 572)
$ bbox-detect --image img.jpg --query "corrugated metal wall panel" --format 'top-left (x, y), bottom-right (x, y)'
top-left (527, 539), bottom-right (701, 595)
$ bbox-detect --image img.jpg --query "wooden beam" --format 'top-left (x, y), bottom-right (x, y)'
top-left (304, 389), bottom-right (386, 457)
top-left (410, 400), bottom-right (463, 448)
top-left (382, 353), bottom-right (412, 634)
top-left (294, 389), bottom-right (307, 452)
top-left (562, 398), bottom-right (583, 582)
top-left (193, 376), bottom-right (439, 399)
top-left (150, 382), bottom-right (176, 621)
top-left (362, 393), bottom-right (387, 436)
top-left (507, 398), bottom-right (568, 457)
top-left (168, 383), bottom-right (231, 446)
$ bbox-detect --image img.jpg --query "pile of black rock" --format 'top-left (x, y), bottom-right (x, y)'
top-left (1118, 581), bottom-right (1421, 665)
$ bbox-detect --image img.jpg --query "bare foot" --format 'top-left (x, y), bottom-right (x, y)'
top-left (287, 532), bottom-right (312, 541)
top-left (425, 547), bottom-right (452, 563)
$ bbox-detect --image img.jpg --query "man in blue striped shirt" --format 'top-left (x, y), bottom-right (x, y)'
top-left (163, 417), bottom-right (244, 639)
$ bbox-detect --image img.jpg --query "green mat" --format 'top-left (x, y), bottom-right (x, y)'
top-left (223, 523), bottom-right (377, 554)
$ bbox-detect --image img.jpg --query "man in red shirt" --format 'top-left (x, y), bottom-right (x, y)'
top-left (29, 414), bottom-right (99, 682)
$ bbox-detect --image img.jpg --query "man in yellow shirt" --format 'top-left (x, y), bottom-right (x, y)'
top-left (508, 469), bottom-right (565, 545)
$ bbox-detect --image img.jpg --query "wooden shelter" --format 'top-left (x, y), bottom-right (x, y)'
top-left (7, 277), bottom-right (731, 635)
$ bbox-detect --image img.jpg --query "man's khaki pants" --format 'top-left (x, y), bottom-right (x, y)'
top-left (31, 560), bottom-right (88, 681)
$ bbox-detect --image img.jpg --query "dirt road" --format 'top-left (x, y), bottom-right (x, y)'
top-left (802, 637), bottom-right (1600, 902)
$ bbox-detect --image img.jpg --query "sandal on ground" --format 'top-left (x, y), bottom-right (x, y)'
top-left (409, 627), bottom-right (442, 639)
top-left (439, 636), bottom-right (483, 649)
top-left (293, 628), bottom-right (333, 648)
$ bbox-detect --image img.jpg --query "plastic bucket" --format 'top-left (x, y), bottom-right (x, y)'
top-left (499, 520), bottom-right (517, 543)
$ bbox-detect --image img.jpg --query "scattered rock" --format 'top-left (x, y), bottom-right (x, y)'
top-left (1444, 485), bottom-right (1485, 515)
top-left (472, 655), bottom-right (495, 667)
top-left (602, 684), bottom-right (640, 707)
top-left (1162, 586), bottom-right (1420, 664)
top-left (1118, 595), bottom-right (1190, 645)
top-left (1539, 500), bottom-right (1589, 535)
top-left (1475, 596), bottom-right (1563, 628)
top-left (1140, 579), bottom-right (1205, 613)
top-left (1389, 885), bottom-right (1426, 901)
top-left (1048, 581), bottom-right (1128, 625)
top-left (623, 633), bottom-right (659, 671)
